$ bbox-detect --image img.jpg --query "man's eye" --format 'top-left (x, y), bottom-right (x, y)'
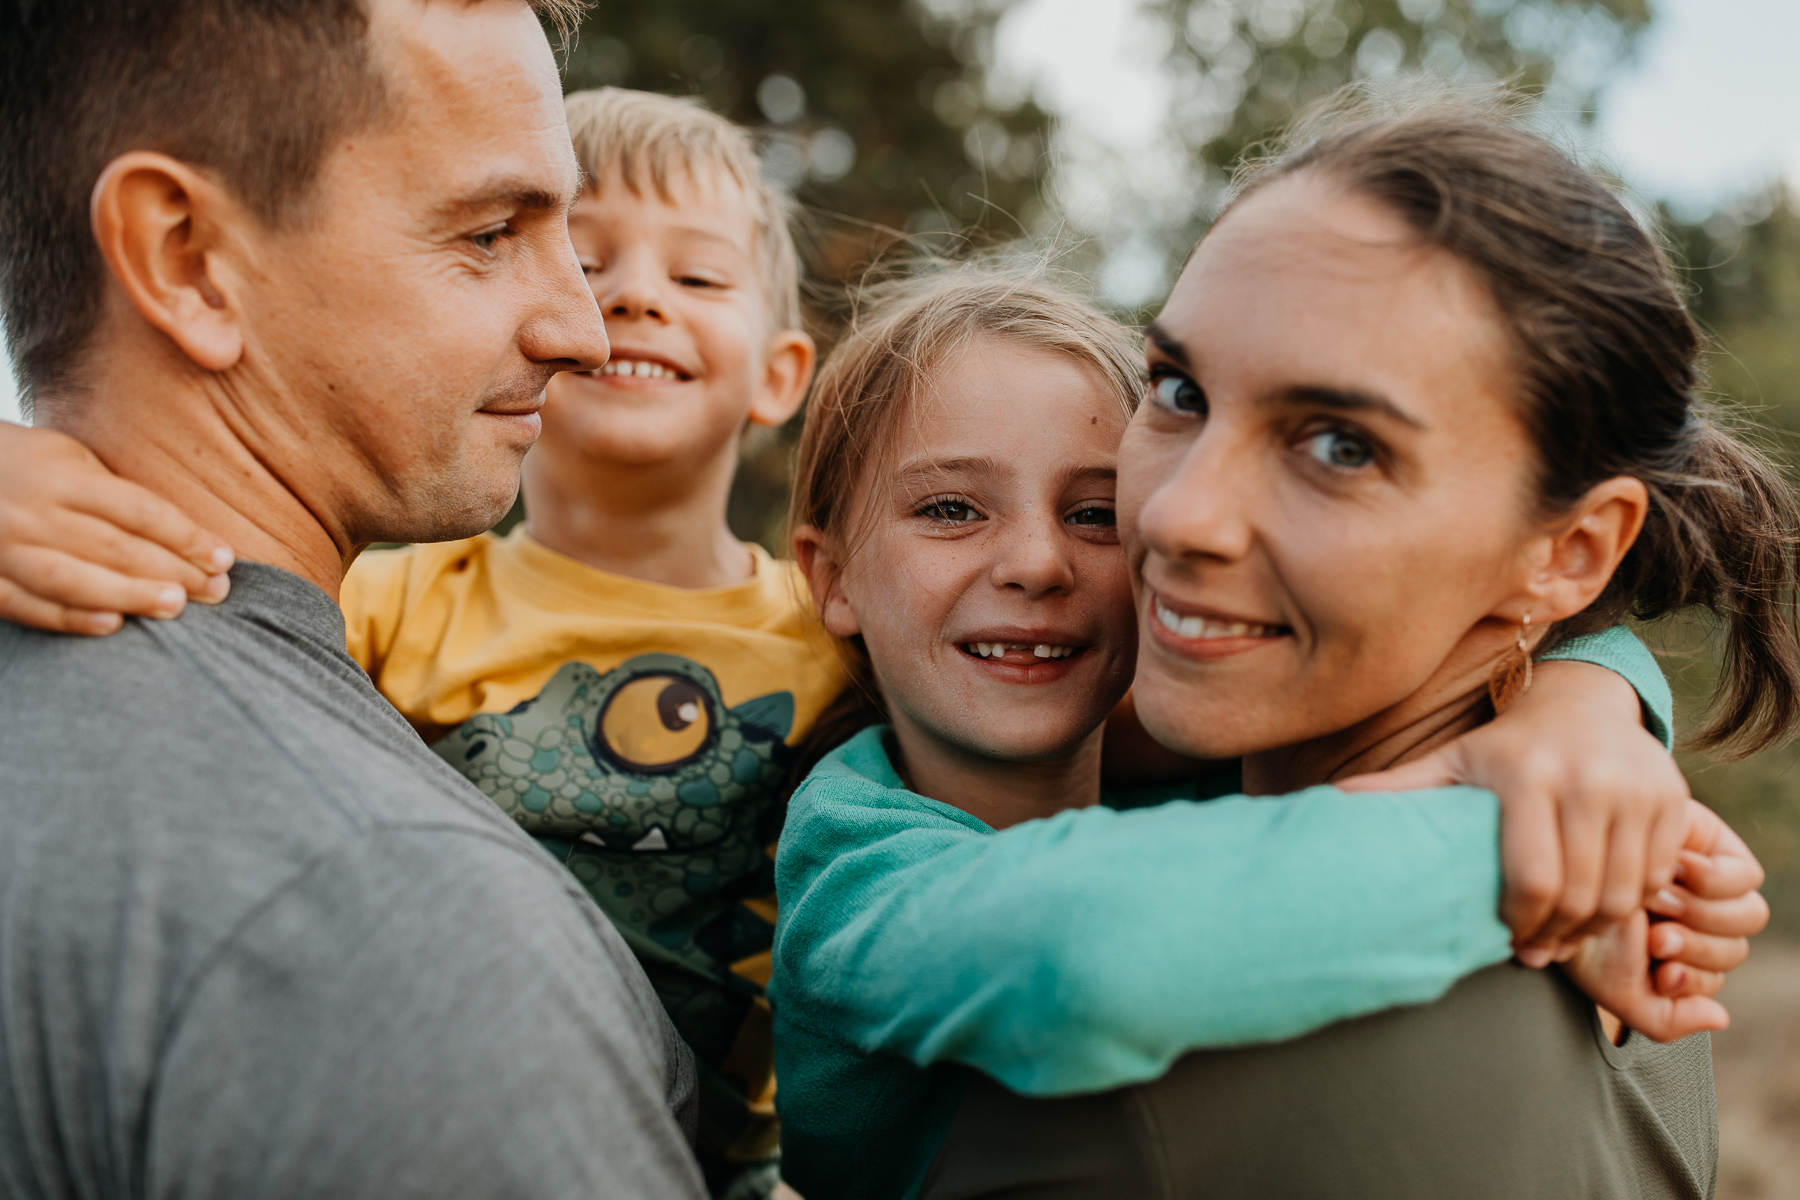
top-left (470, 225), bottom-right (508, 254)
top-left (1304, 429), bottom-right (1376, 470)
top-left (1151, 372), bottom-right (1205, 414)
top-left (1066, 505), bottom-right (1116, 527)
top-left (919, 499), bottom-right (982, 523)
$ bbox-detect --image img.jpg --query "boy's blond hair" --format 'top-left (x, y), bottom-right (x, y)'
top-left (564, 88), bottom-right (802, 333)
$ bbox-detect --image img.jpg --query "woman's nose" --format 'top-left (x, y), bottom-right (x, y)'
top-left (1138, 433), bottom-right (1256, 565)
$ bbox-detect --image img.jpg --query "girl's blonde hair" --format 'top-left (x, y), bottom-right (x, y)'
top-left (787, 260), bottom-right (1143, 775)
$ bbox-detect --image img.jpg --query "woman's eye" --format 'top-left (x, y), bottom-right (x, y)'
top-left (1065, 505), bottom-right (1116, 527)
top-left (1304, 429), bottom-right (1377, 470)
top-left (919, 499), bottom-right (982, 523)
top-left (1151, 372), bottom-right (1205, 414)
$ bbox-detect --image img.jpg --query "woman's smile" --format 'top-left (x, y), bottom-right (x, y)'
top-left (1147, 591), bottom-right (1290, 659)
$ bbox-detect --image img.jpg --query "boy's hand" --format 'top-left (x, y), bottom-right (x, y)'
top-left (1338, 660), bottom-right (1688, 963)
top-left (0, 423), bottom-right (233, 634)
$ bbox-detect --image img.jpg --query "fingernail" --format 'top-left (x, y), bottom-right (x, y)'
top-left (209, 546), bottom-right (235, 573)
top-left (1658, 928), bottom-right (1683, 958)
top-left (152, 586), bottom-right (185, 618)
top-left (88, 612), bottom-right (122, 635)
top-left (203, 573), bottom-right (231, 603)
top-left (1650, 888), bottom-right (1685, 917)
top-left (1517, 946), bottom-right (1551, 969)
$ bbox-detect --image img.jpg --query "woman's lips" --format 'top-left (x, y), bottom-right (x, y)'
top-left (1147, 592), bottom-right (1289, 659)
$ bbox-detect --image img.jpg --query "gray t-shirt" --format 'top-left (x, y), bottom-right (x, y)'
top-left (0, 563), bottom-right (706, 1200)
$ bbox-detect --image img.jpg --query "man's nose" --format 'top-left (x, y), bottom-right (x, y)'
top-left (524, 244), bottom-right (610, 373)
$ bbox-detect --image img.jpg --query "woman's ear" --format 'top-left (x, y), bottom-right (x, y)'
top-left (89, 151), bottom-right (247, 373)
top-left (1506, 476), bottom-right (1650, 626)
top-left (747, 329), bottom-right (817, 428)
top-left (792, 523), bottom-right (861, 638)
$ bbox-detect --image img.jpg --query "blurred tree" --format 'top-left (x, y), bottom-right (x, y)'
top-left (565, 0), bottom-right (1053, 277)
top-left (1142, 0), bottom-right (1650, 243)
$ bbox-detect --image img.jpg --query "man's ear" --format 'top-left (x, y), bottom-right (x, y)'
top-left (792, 523), bottom-right (860, 638)
top-left (90, 151), bottom-right (248, 372)
top-left (1499, 476), bottom-right (1650, 630)
top-left (747, 329), bottom-right (817, 428)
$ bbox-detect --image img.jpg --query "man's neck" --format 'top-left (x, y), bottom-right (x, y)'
top-left (519, 439), bottom-right (753, 590)
top-left (888, 712), bottom-right (1104, 831)
top-left (43, 339), bottom-right (350, 599)
top-left (1242, 627), bottom-right (1515, 795)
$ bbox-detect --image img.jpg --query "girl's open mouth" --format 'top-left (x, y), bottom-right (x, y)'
top-left (961, 641), bottom-right (1081, 661)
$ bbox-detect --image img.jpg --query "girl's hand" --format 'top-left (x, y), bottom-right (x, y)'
top-left (1338, 660), bottom-right (1689, 963)
top-left (0, 423), bottom-right (232, 634)
top-left (1643, 800), bottom-right (1769, 999)
top-left (1562, 909), bottom-right (1730, 1043)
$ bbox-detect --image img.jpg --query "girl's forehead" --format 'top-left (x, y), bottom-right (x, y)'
top-left (900, 338), bottom-right (1130, 450)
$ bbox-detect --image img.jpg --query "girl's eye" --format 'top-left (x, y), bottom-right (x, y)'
top-left (1303, 428), bottom-right (1377, 470)
top-left (919, 499), bottom-right (982, 523)
top-left (1066, 505), bottom-right (1116, 527)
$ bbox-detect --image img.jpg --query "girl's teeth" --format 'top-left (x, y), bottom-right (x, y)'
top-left (971, 642), bottom-right (1076, 659)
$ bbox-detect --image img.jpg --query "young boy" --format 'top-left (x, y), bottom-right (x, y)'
top-left (0, 89), bottom-right (841, 1199)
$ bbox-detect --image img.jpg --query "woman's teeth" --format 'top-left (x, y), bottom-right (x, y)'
top-left (968, 642), bottom-right (1077, 659)
top-left (1154, 598), bottom-right (1279, 640)
top-left (596, 358), bottom-right (680, 380)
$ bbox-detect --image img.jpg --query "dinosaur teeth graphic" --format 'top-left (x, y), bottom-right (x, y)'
top-left (631, 826), bottom-right (670, 852)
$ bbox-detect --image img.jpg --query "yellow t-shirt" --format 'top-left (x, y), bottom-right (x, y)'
top-left (341, 528), bottom-right (848, 1171)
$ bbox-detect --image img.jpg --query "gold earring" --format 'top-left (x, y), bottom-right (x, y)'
top-left (1489, 612), bottom-right (1533, 713)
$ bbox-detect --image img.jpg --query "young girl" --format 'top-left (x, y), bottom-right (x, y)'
top-left (771, 262), bottom-right (1766, 1200)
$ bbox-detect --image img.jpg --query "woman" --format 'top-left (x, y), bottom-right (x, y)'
top-left (919, 97), bottom-right (1791, 1199)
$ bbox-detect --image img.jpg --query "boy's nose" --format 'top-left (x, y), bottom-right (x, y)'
top-left (603, 275), bottom-right (669, 323)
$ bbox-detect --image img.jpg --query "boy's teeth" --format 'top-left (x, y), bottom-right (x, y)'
top-left (1154, 599), bottom-right (1276, 640)
top-left (598, 359), bottom-right (675, 379)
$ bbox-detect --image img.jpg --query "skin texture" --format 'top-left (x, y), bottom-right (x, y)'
top-left (37, 0), bottom-right (606, 599)
top-left (796, 337), bottom-right (1137, 830)
top-left (522, 166), bottom-right (815, 589)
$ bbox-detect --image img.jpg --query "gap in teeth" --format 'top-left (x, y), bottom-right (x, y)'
top-left (969, 642), bottom-right (1075, 659)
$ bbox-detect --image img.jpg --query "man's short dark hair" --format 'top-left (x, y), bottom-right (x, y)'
top-left (0, 0), bottom-right (584, 415)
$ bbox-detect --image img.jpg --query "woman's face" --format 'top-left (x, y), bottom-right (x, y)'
top-left (817, 337), bottom-right (1138, 764)
top-left (1118, 172), bottom-right (1546, 762)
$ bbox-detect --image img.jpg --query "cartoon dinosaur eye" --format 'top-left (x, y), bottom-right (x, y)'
top-left (597, 674), bottom-right (714, 773)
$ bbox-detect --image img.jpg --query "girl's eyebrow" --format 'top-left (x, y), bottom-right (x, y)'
top-left (892, 455), bottom-right (999, 488)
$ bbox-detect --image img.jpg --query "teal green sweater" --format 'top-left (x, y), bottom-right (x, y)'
top-left (769, 627), bottom-right (1672, 1200)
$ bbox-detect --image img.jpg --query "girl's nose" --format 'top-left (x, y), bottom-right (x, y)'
top-left (990, 512), bottom-right (1075, 597)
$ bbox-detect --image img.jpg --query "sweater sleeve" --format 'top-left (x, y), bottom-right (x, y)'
top-left (772, 754), bottom-right (1513, 1098)
top-left (1539, 625), bottom-right (1673, 750)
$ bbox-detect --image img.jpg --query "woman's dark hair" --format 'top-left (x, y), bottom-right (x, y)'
top-left (1230, 87), bottom-right (1800, 755)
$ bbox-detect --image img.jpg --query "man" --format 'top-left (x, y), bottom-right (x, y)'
top-left (0, 1), bottom-right (707, 1196)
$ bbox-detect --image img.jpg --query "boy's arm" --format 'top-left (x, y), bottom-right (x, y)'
top-left (1343, 626), bottom-right (1685, 961)
top-left (0, 423), bottom-right (233, 632)
top-left (775, 775), bottom-right (1517, 1098)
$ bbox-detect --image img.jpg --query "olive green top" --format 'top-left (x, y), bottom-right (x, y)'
top-left (922, 961), bottom-right (1717, 1200)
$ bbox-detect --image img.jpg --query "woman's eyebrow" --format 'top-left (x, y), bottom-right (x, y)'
top-left (1143, 322), bottom-right (1190, 368)
top-left (1275, 384), bottom-right (1427, 431)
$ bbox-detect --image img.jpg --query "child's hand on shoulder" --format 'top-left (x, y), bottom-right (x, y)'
top-left (0, 422), bottom-right (232, 633)
top-left (1337, 659), bottom-right (1690, 961)
top-left (1561, 801), bottom-right (1768, 1043)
